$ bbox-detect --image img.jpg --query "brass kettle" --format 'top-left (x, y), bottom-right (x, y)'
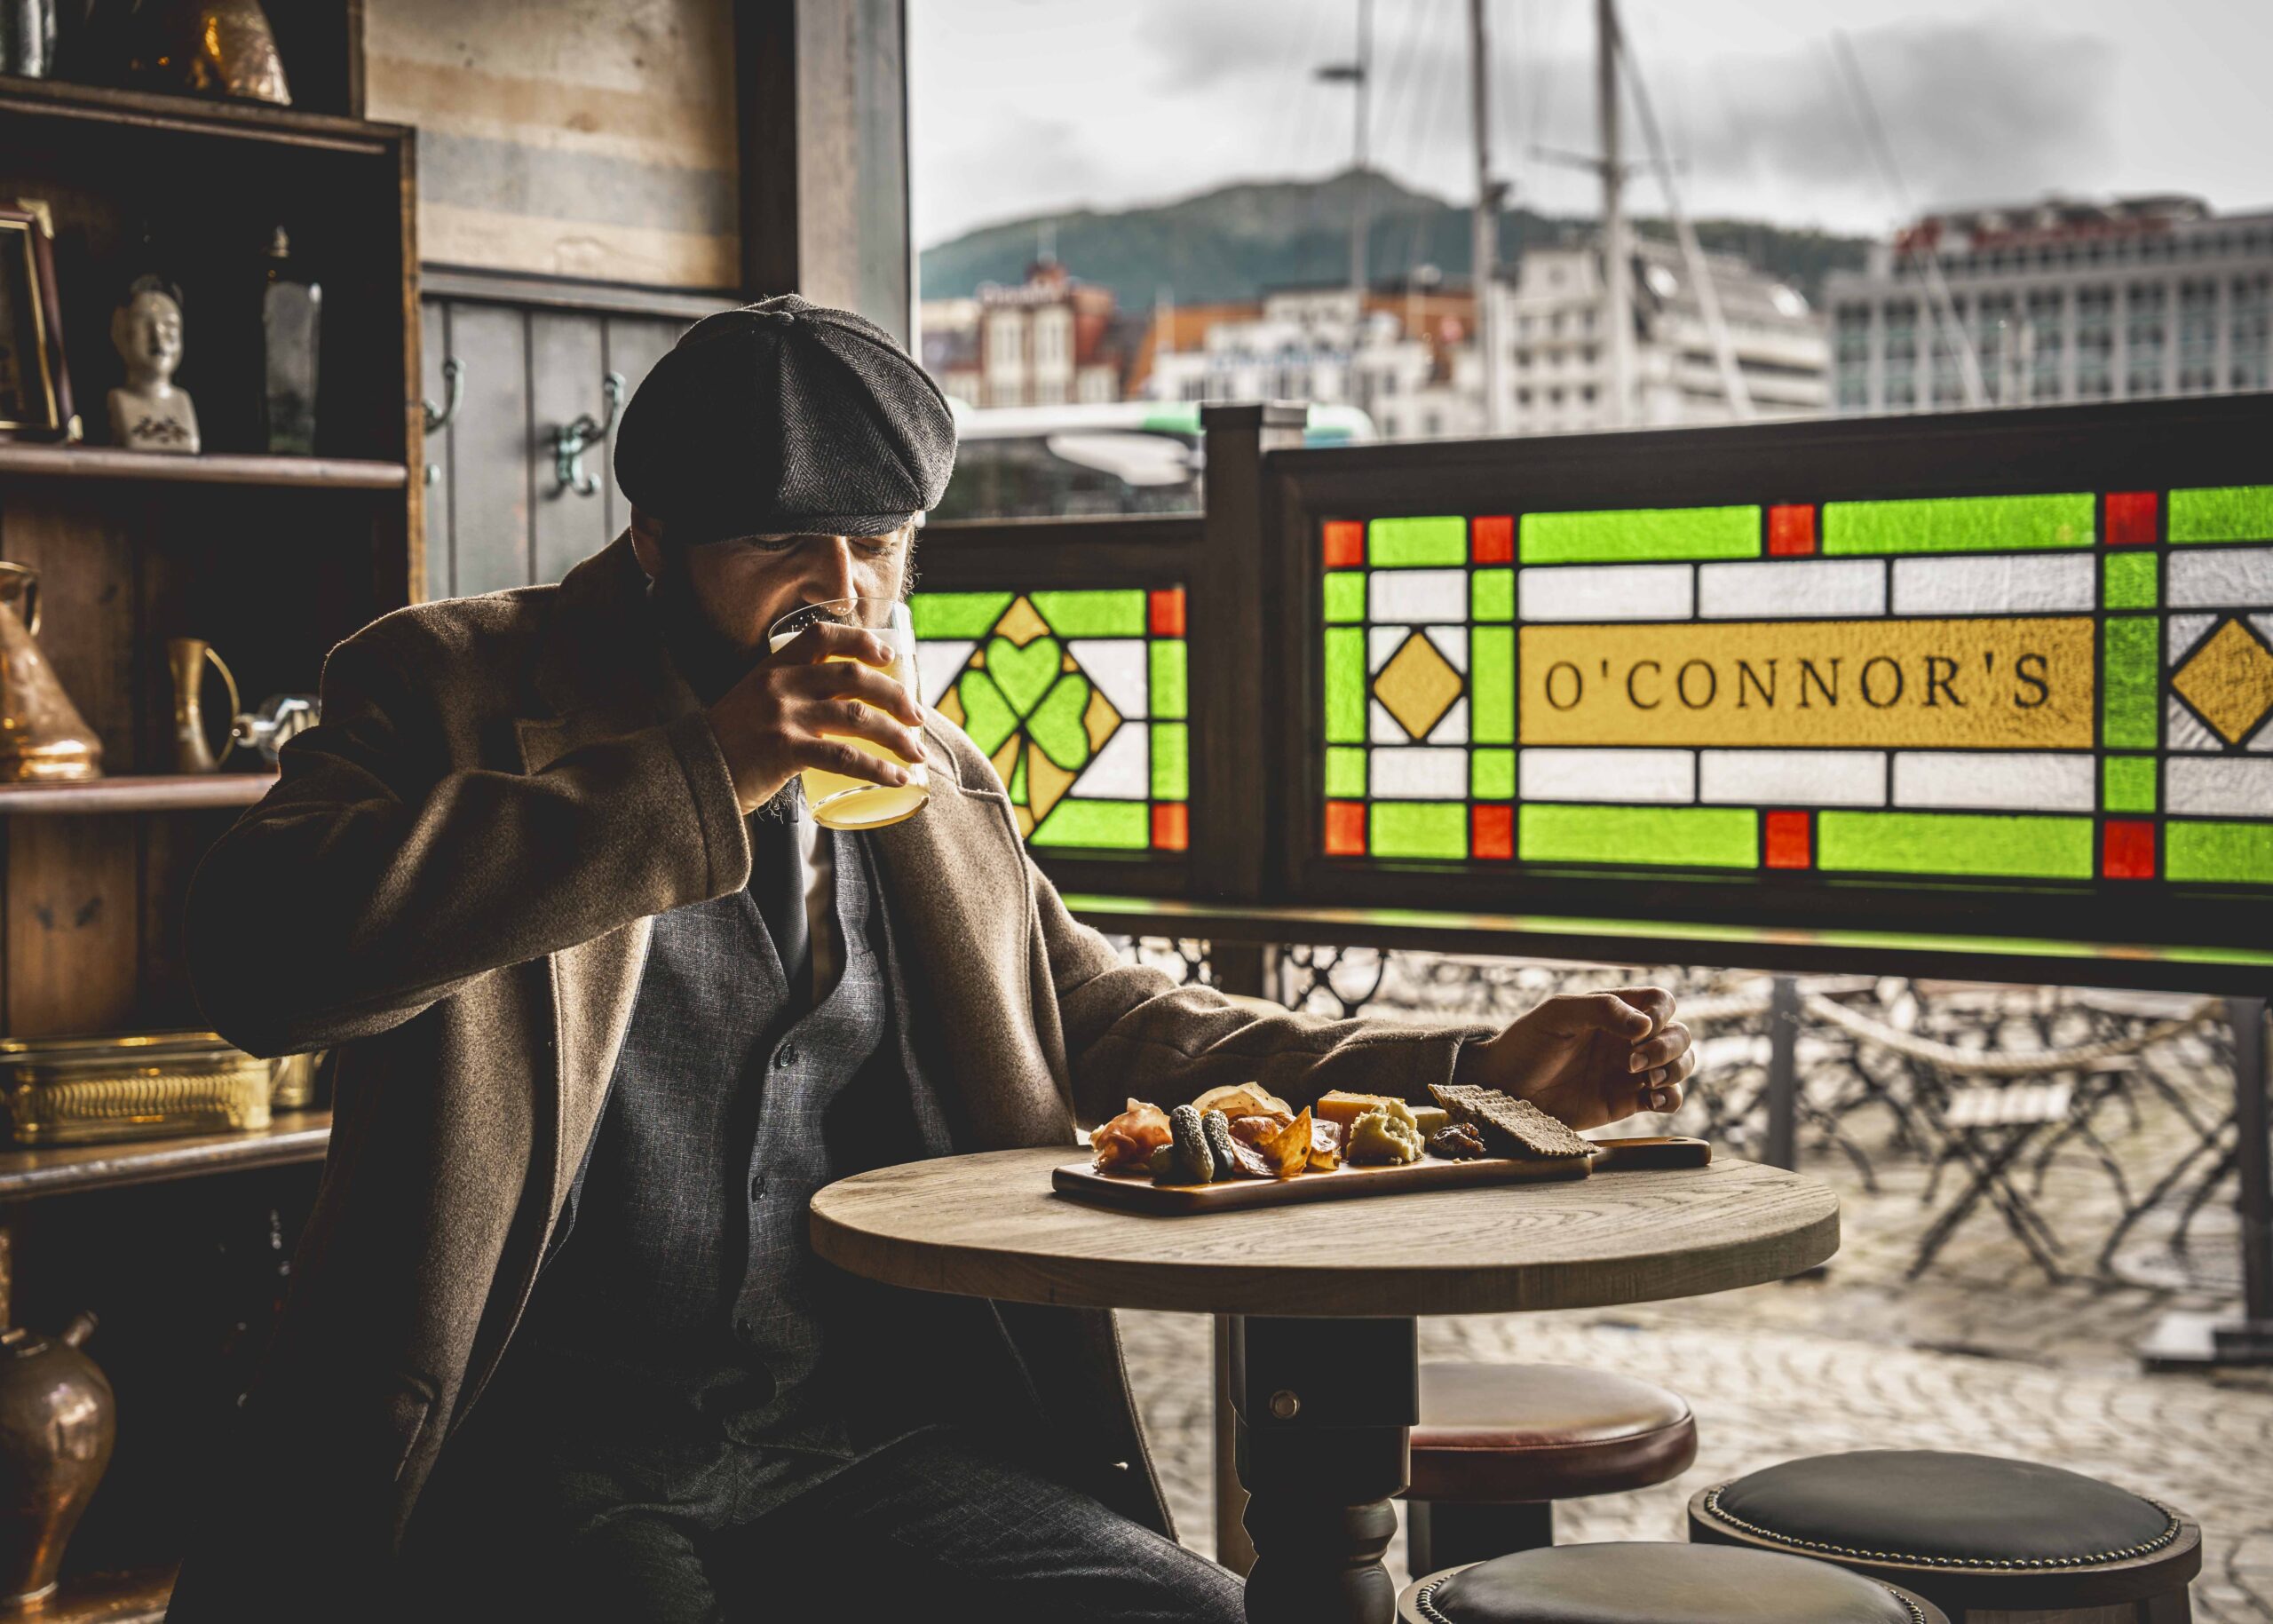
top-left (0, 562), bottom-right (103, 783)
top-left (0, 1311), bottom-right (115, 1606)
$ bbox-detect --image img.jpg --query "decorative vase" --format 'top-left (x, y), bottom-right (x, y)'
top-left (166, 636), bottom-right (240, 774)
top-left (123, 0), bottom-right (290, 105)
top-left (0, 563), bottom-right (103, 783)
top-left (0, 1311), bottom-right (115, 1607)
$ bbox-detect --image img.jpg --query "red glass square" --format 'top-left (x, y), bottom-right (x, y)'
top-left (1763, 810), bottom-right (1811, 869)
top-left (1151, 802), bottom-right (1189, 852)
top-left (1471, 515), bottom-right (1515, 564)
top-left (1324, 799), bottom-right (1367, 856)
top-left (1472, 804), bottom-right (1514, 860)
top-left (1323, 521), bottom-right (1366, 568)
top-left (2103, 819), bottom-right (2155, 880)
top-left (1766, 504), bottom-right (1817, 557)
top-left (2106, 491), bottom-right (2158, 546)
top-left (1149, 587), bottom-right (1186, 638)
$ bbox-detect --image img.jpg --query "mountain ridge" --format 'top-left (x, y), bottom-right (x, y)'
top-left (921, 169), bottom-right (1873, 310)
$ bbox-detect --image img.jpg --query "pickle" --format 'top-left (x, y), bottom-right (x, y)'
top-left (1168, 1103), bottom-right (1214, 1184)
top-left (1148, 1144), bottom-right (1176, 1180)
top-left (1202, 1110), bottom-right (1241, 1180)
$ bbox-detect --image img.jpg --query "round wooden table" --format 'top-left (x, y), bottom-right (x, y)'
top-left (812, 1146), bottom-right (1838, 1624)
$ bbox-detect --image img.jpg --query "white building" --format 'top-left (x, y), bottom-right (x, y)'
top-left (920, 262), bottom-right (1126, 409)
top-left (1823, 195), bottom-right (2273, 415)
top-left (1464, 237), bottom-right (1827, 435)
top-left (1143, 285), bottom-right (1478, 440)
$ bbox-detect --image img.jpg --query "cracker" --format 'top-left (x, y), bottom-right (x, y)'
top-left (1428, 1083), bottom-right (1594, 1161)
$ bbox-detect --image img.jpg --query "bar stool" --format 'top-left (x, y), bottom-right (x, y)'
top-left (1400, 1542), bottom-right (1950, 1624)
top-left (1689, 1450), bottom-right (2202, 1622)
top-left (1402, 1362), bottom-right (1697, 1572)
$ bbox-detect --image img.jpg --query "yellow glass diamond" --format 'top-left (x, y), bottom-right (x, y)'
top-left (2173, 616), bottom-right (2273, 746)
top-left (1373, 631), bottom-right (1464, 740)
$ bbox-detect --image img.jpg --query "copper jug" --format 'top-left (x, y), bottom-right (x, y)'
top-left (0, 1311), bottom-right (115, 1606)
top-left (0, 563), bottom-right (103, 783)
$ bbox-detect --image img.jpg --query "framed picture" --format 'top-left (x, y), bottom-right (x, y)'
top-left (0, 201), bottom-right (81, 442)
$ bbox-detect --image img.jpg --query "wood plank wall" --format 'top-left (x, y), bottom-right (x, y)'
top-left (420, 297), bottom-right (690, 600)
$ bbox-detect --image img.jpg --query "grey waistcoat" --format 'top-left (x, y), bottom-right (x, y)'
top-left (512, 828), bottom-right (928, 1463)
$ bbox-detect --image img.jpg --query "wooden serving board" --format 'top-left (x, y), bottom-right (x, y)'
top-left (1052, 1135), bottom-right (1711, 1216)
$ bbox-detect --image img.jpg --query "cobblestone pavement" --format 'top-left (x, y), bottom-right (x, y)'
top-left (1114, 960), bottom-right (2273, 1619)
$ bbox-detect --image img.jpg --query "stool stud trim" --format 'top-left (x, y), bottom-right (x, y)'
top-left (1699, 1485), bottom-right (2184, 1572)
top-left (1411, 1575), bottom-right (1927, 1624)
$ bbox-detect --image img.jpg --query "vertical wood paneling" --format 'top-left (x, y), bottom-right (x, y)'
top-left (446, 304), bottom-right (533, 598)
top-left (2, 496), bottom-right (144, 1035)
top-left (421, 299), bottom-right (455, 601)
top-left (530, 312), bottom-right (613, 584)
top-left (603, 316), bottom-right (685, 537)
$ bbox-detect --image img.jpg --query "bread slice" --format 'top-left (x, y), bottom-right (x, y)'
top-left (1428, 1084), bottom-right (1594, 1161)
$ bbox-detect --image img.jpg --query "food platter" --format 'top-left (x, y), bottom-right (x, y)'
top-left (1055, 1134), bottom-right (1711, 1216)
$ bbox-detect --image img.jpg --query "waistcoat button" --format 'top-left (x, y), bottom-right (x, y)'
top-left (774, 1044), bottom-right (798, 1069)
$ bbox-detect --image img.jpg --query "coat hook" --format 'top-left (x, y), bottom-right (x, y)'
top-left (421, 357), bottom-right (463, 487)
top-left (552, 371), bottom-right (626, 497)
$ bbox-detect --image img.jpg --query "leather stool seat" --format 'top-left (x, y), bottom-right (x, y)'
top-left (1399, 1542), bottom-right (1950, 1624)
top-left (1408, 1361), bottom-right (1696, 1502)
top-left (1690, 1451), bottom-right (2200, 1619)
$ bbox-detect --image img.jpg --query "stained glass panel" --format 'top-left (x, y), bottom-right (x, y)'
top-left (1319, 493), bottom-right (2273, 887)
top-left (915, 587), bottom-right (1189, 852)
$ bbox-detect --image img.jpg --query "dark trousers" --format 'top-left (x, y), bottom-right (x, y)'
top-left (409, 1422), bottom-right (1243, 1623)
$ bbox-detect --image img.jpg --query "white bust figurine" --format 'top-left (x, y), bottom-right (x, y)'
top-left (107, 279), bottom-right (201, 455)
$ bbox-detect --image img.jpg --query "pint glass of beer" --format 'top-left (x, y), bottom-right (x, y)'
top-left (765, 597), bottom-right (931, 829)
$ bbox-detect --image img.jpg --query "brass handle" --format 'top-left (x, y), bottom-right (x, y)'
top-left (0, 562), bottom-right (37, 637)
top-left (202, 645), bottom-right (242, 760)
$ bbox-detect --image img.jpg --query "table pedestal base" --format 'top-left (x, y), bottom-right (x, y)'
top-left (1230, 1315), bottom-right (1416, 1624)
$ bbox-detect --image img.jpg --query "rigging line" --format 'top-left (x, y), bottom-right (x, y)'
top-left (1612, 1), bottom-right (1751, 418)
top-left (1828, 28), bottom-right (1986, 409)
top-left (1374, 0), bottom-right (1439, 183)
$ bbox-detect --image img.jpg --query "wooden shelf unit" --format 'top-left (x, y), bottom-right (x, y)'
top-left (0, 442), bottom-right (406, 490)
top-left (0, 1112), bottom-right (329, 1204)
top-left (0, 33), bottom-right (410, 1588)
top-left (0, 775), bottom-right (278, 815)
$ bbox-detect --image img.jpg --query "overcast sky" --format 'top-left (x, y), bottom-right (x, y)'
top-left (909, 0), bottom-right (2273, 250)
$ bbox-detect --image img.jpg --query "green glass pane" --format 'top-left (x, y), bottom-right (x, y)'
top-left (1323, 571), bottom-right (1366, 623)
top-left (2103, 551), bottom-right (2158, 609)
top-left (1028, 675), bottom-right (1094, 770)
top-left (2103, 756), bottom-right (2158, 813)
top-left (1006, 744), bottom-right (1028, 806)
top-left (1029, 590), bottom-right (1147, 636)
top-left (2169, 485), bottom-right (2273, 543)
top-left (2167, 820), bottom-right (2273, 883)
top-left (1820, 494), bottom-right (2093, 554)
top-left (1471, 567), bottom-right (1516, 622)
top-left (1151, 721), bottom-right (1189, 800)
top-left (1471, 627), bottom-right (1515, 744)
top-left (1325, 628), bottom-right (1366, 743)
top-left (1520, 506), bottom-right (1760, 564)
top-left (1471, 748), bottom-right (1516, 800)
top-left (1325, 745), bottom-right (1367, 798)
top-left (1369, 517), bottom-right (1468, 566)
top-left (1520, 805), bottom-right (1757, 867)
top-left (1818, 812), bottom-right (2094, 879)
top-left (1030, 799), bottom-right (1150, 849)
top-left (2103, 617), bottom-right (2158, 750)
top-left (1372, 802), bottom-right (1468, 860)
top-left (1149, 639), bottom-right (1188, 720)
top-left (911, 591), bottom-right (1014, 638)
top-left (955, 668), bottom-right (1020, 757)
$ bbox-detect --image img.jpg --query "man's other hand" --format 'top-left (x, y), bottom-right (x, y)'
top-left (1452, 986), bottom-right (1694, 1132)
top-left (705, 621), bottom-right (927, 814)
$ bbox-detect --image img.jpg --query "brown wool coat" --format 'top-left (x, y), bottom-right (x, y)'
top-left (163, 535), bottom-right (1485, 1620)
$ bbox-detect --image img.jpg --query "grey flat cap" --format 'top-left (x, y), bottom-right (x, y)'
top-left (613, 294), bottom-right (956, 543)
